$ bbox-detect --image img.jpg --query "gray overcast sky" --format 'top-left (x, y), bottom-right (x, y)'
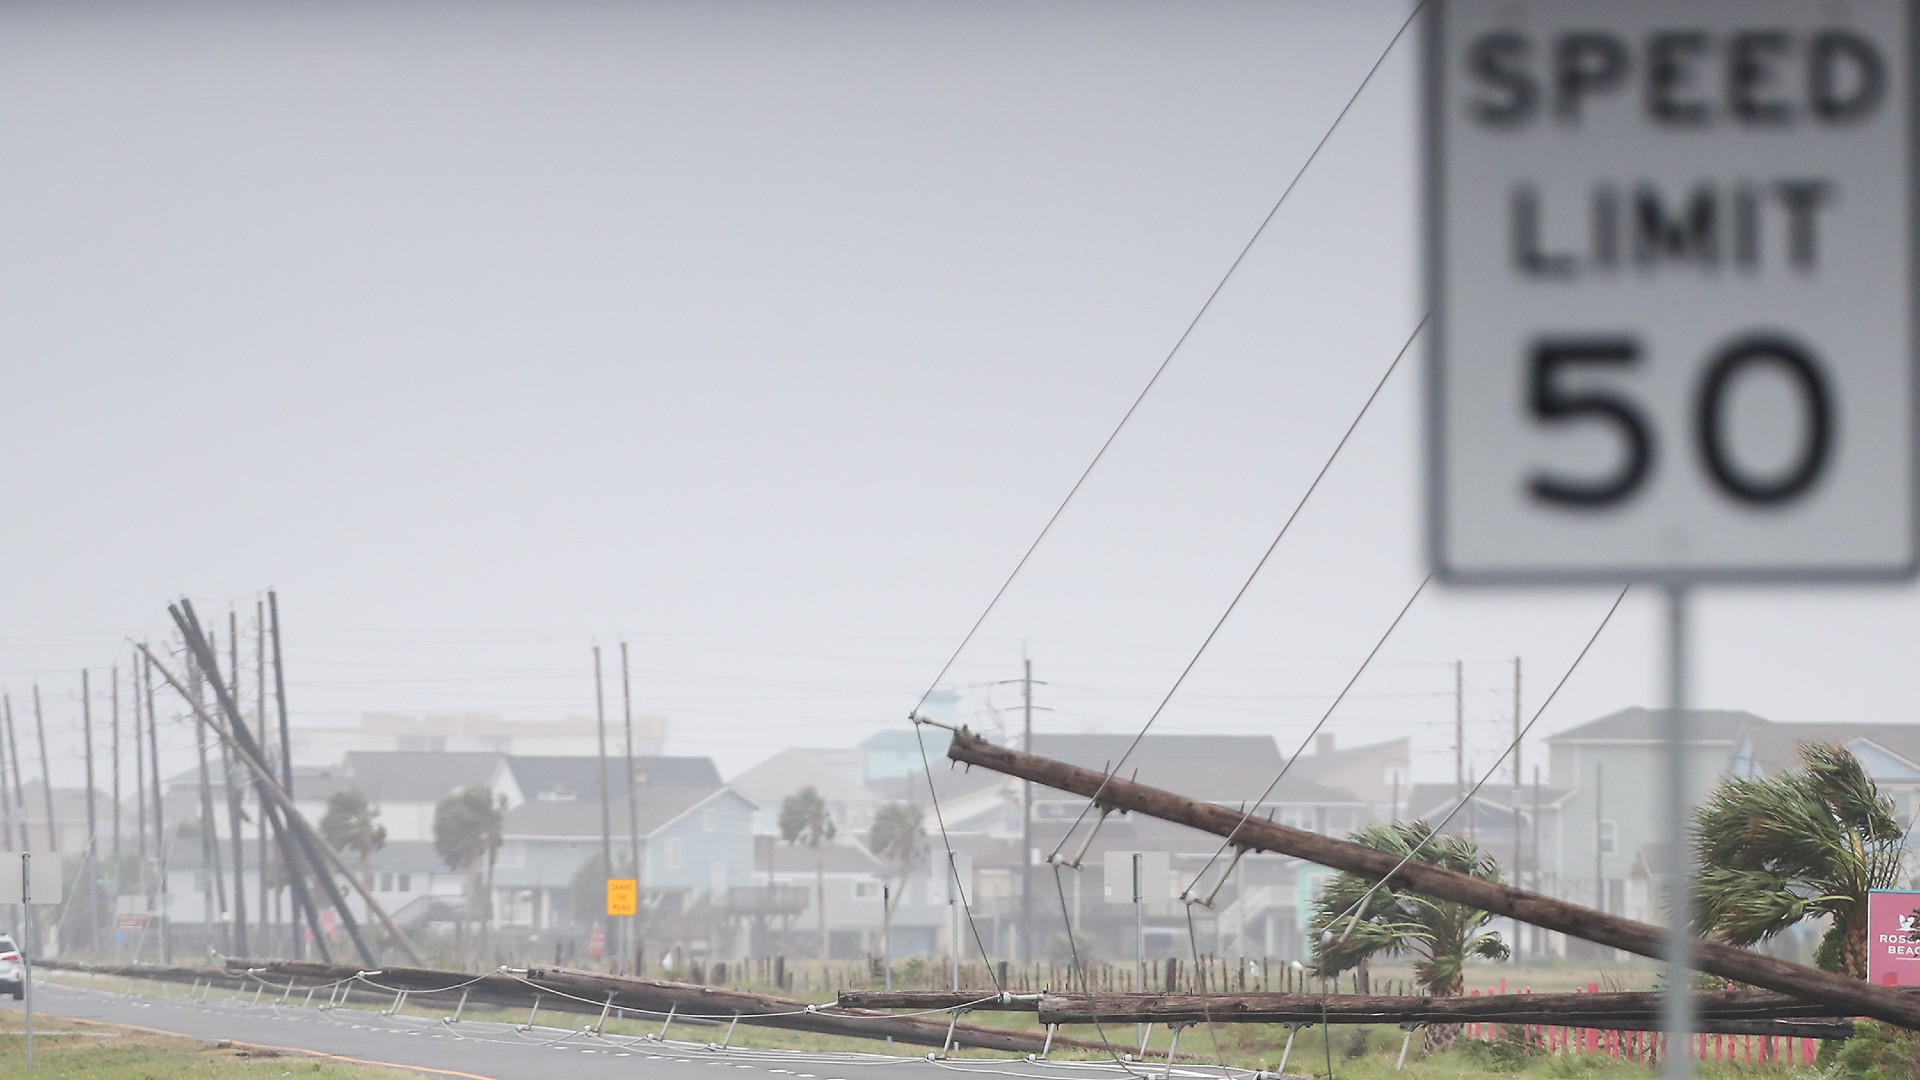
top-left (3, 1), bottom-right (1915, 790)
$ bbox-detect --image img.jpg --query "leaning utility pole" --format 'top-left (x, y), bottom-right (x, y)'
top-left (223, 613), bottom-right (250, 957)
top-left (170, 599), bottom-right (423, 966)
top-left (1511, 656), bottom-right (1522, 964)
top-left (189, 643), bottom-right (228, 954)
top-left (33, 685), bottom-right (56, 852)
top-left (0, 696), bottom-right (14, 852)
top-left (159, 607), bottom-right (369, 964)
top-left (143, 649), bottom-right (171, 963)
top-left (620, 641), bottom-right (642, 970)
top-left (594, 646), bottom-right (613, 892)
top-left (1019, 656), bottom-right (1034, 962)
top-left (267, 591), bottom-right (299, 959)
top-left (3, 695), bottom-right (25, 851)
top-left (942, 726), bottom-right (1920, 1030)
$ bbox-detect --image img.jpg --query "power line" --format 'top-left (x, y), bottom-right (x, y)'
top-left (1323, 586), bottom-right (1632, 943)
top-left (1048, 314), bottom-right (1427, 861)
top-left (908, 0), bottom-right (1428, 719)
top-left (1181, 574), bottom-right (1432, 900)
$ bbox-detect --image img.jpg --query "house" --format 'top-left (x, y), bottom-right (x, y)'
top-left (4, 782), bottom-right (117, 854)
top-left (1284, 734), bottom-right (1412, 811)
top-left (1026, 732), bottom-right (1373, 836)
top-left (731, 748), bottom-right (879, 837)
top-left (1544, 708), bottom-right (1776, 920)
top-left (488, 755), bottom-right (757, 957)
top-left (330, 751), bottom-right (506, 842)
top-left (860, 724), bottom-right (954, 783)
top-left (867, 731), bottom-right (1381, 962)
top-left (1541, 707), bottom-right (1920, 958)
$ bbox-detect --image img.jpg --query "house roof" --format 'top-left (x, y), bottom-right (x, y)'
top-left (754, 836), bottom-right (883, 875)
top-left (1629, 841), bottom-right (1680, 878)
top-left (505, 755), bottom-right (719, 801)
top-left (867, 763), bottom-right (1008, 806)
top-left (342, 751), bottom-right (504, 804)
top-left (1285, 736), bottom-right (1409, 796)
top-left (1026, 733), bottom-right (1361, 805)
top-left (1546, 707), bottom-right (1768, 745)
top-left (8, 782), bottom-right (116, 822)
top-left (730, 748), bottom-right (873, 808)
top-left (503, 785), bottom-right (740, 840)
top-left (1740, 723), bottom-right (1920, 776)
top-left (1403, 783), bottom-right (1576, 824)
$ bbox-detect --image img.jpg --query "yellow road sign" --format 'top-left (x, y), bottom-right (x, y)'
top-left (605, 877), bottom-right (638, 917)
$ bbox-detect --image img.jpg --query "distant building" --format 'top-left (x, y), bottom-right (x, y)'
top-left (730, 747), bottom-right (878, 837)
top-left (288, 712), bottom-right (666, 768)
top-left (1541, 706), bottom-right (1920, 960)
top-left (1, 782), bottom-right (116, 855)
top-left (489, 754), bottom-right (757, 955)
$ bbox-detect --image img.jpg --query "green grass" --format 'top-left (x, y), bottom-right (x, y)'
top-left (0, 1007), bottom-right (416, 1079)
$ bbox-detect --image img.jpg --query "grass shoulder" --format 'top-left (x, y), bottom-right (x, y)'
top-left (0, 1007), bottom-right (418, 1079)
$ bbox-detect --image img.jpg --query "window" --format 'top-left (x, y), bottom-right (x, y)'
top-left (702, 809), bottom-right (717, 832)
top-left (1598, 819), bottom-right (1617, 855)
top-left (664, 838), bottom-right (682, 871)
top-left (376, 872), bottom-right (391, 891)
top-left (398, 873), bottom-right (412, 893)
top-left (852, 880), bottom-right (882, 901)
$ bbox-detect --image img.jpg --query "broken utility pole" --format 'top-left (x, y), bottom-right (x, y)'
top-left (142, 649), bottom-right (172, 964)
top-left (942, 725), bottom-right (1920, 1030)
top-left (267, 590), bottom-right (299, 959)
top-left (160, 600), bottom-right (428, 966)
top-left (223, 612), bottom-right (250, 957)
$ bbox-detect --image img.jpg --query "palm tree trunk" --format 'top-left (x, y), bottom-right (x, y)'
top-left (1845, 914), bottom-right (1870, 980)
top-left (1423, 971), bottom-right (1467, 1052)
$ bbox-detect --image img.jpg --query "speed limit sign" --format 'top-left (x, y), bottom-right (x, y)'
top-left (1426, 0), bottom-right (1920, 583)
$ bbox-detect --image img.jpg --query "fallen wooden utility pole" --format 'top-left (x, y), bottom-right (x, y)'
top-left (1034, 992), bottom-right (1855, 1039)
top-left (58, 957), bottom-right (1112, 1057)
top-left (841, 990), bottom-right (1039, 1011)
top-left (839, 988), bottom-right (1856, 1039)
top-left (944, 726), bottom-right (1920, 1030)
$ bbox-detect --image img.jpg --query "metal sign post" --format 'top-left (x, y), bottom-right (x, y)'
top-left (1425, 3), bottom-right (1920, 1078)
top-left (1663, 588), bottom-right (1696, 1064)
top-left (22, 853), bottom-right (31, 1073)
top-left (1132, 853), bottom-right (1145, 1051)
top-left (0, 853), bottom-right (59, 1072)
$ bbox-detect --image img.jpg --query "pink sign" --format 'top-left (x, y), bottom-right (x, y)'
top-left (1867, 889), bottom-right (1920, 985)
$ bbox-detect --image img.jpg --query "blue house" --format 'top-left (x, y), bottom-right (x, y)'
top-left (490, 755), bottom-right (757, 956)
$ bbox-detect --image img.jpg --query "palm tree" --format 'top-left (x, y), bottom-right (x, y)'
top-left (1309, 821), bottom-right (1509, 1051)
top-left (779, 786), bottom-right (835, 961)
top-left (867, 801), bottom-right (927, 915)
top-left (433, 784), bottom-right (506, 951)
top-left (1692, 742), bottom-right (1906, 979)
top-left (319, 788), bottom-right (388, 882)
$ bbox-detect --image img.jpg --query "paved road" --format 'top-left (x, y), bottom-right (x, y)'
top-left (12, 977), bottom-right (1224, 1080)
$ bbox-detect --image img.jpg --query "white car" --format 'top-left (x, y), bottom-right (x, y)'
top-left (0, 935), bottom-right (22, 999)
